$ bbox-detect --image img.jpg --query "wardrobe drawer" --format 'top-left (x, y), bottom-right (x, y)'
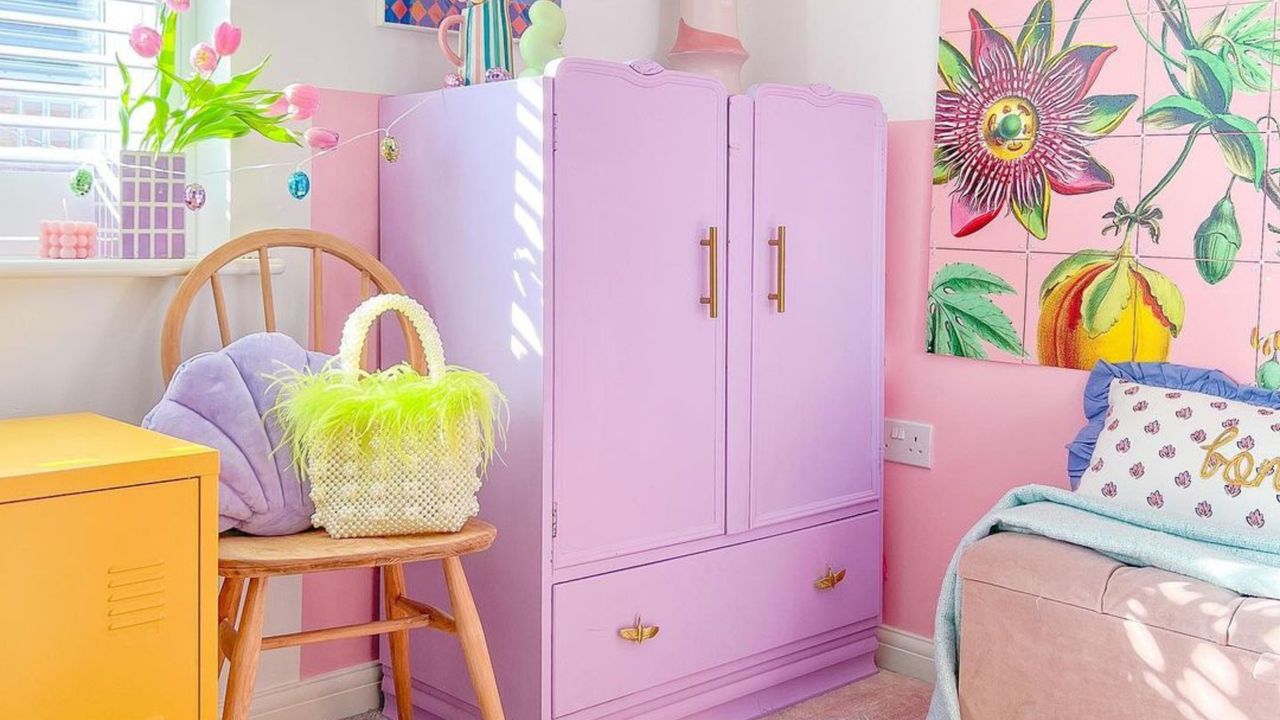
top-left (551, 512), bottom-right (881, 717)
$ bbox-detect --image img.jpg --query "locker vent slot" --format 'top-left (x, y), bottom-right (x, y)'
top-left (106, 560), bottom-right (167, 631)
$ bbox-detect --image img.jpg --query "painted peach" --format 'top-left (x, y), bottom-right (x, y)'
top-left (1037, 248), bottom-right (1184, 370)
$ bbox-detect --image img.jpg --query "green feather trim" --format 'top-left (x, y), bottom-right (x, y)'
top-left (267, 361), bottom-right (506, 482)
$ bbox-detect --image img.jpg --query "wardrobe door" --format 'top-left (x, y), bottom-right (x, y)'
top-left (551, 60), bottom-right (727, 566)
top-left (748, 85), bottom-right (885, 527)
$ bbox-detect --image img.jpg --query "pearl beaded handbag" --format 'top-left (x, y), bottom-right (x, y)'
top-left (273, 294), bottom-right (503, 539)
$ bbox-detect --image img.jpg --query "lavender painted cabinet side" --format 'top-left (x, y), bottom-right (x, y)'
top-left (550, 61), bottom-right (729, 567)
top-left (747, 86), bottom-right (886, 528)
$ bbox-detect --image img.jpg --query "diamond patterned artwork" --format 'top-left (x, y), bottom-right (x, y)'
top-left (383, 0), bottom-right (556, 37)
top-left (927, 0), bottom-right (1280, 386)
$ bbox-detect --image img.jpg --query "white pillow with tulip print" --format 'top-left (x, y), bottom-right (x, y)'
top-left (1077, 378), bottom-right (1280, 536)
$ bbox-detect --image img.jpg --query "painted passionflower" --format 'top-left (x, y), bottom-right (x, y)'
top-left (934, 0), bottom-right (1138, 239)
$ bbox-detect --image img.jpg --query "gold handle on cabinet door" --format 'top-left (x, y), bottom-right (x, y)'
top-left (768, 225), bottom-right (787, 313)
top-left (814, 565), bottom-right (846, 591)
top-left (700, 227), bottom-right (719, 319)
top-left (619, 616), bottom-right (660, 645)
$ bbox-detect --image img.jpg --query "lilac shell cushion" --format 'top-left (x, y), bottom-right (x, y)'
top-left (143, 332), bottom-right (330, 535)
top-left (1067, 361), bottom-right (1280, 489)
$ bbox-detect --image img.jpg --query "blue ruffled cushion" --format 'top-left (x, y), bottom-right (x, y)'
top-left (1067, 361), bottom-right (1280, 489)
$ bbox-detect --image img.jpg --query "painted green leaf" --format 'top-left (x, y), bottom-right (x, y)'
top-left (1211, 114), bottom-right (1266, 187)
top-left (1038, 250), bottom-right (1112, 303)
top-left (1077, 94), bottom-right (1138, 136)
top-left (1185, 48), bottom-right (1235, 112)
top-left (1132, 263), bottom-right (1186, 336)
top-left (938, 38), bottom-right (975, 91)
top-left (926, 263), bottom-right (1027, 359)
top-left (1212, 1), bottom-right (1280, 92)
top-left (1138, 95), bottom-right (1213, 129)
top-left (1080, 259), bottom-right (1133, 337)
top-left (932, 261), bottom-right (1017, 295)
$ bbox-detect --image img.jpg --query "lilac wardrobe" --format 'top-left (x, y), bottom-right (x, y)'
top-left (379, 57), bottom-right (886, 720)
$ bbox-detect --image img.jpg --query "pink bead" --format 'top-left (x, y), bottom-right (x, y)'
top-left (58, 221), bottom-right (75, 234)
top-left (76, 222), bottom-right (92, 234)
top-left (86, 244), bottom-right (97, 258)
top-left (58, 247), bottom-right (76, 259)
top-left (76, 235), bottom-right (90, 248)
top-left (75, 248), bottom-right (88, 259)
top-left (58, 234), bottom-right (77, 247)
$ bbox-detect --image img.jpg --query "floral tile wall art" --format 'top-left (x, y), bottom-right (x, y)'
top-left (927, 0), bottom-right (1280, 385)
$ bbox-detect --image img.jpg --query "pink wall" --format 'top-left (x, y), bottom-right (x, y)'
top-left (881, 120), bottom-right (1088, 637)
top-left (301, 88), bottom-right (384, 678)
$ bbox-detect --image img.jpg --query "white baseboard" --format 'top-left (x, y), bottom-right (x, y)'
top-left (223, 661), bottom-right (383, 720)
top-left (875, 626), bottom-right (935, 684)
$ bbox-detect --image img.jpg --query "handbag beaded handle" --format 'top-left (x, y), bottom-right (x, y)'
top-left (337, 293), bottom-right (447, 381)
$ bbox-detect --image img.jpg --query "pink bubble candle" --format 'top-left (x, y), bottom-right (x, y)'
top-left (38, 221), bottom-right (98, 259)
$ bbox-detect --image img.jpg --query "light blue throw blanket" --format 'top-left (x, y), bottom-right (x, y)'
top-left (927, 484), bottom-right (1280, 720)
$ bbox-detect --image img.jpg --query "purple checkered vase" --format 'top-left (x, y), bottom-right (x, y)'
top-left (94, 150), bottom-right (188, 259)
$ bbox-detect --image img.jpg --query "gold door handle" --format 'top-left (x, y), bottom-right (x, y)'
top-left (814, 565), bottom-right (846, 591)
top-left (700, 227), bottom-right (719, 319)
top-left (619, 616), bottom-right (660, 644)
top-left (768, 225), bottom-right (786, 313)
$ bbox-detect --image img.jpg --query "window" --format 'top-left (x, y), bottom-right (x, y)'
top-left (0, 0), bottom-right (158, 256)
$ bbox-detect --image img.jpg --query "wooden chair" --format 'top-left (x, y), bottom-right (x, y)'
top-left (161, 229), bottom-right (506, 720)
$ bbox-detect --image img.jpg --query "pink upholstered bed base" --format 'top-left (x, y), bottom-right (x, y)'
top-left (958, 534), bottom-right (1280, 719)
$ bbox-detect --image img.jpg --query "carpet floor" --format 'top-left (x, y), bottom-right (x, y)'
top-left (340, 670), bottom-right (932, 720)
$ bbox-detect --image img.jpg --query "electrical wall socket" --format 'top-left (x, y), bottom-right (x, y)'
top-left (885, 419), bottom-right (933, 468)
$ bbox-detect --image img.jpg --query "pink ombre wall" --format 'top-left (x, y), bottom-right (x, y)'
top-left (881, 120), bottom-right (1087, 637)
top-left (302, 88), bottom-right (384, 678)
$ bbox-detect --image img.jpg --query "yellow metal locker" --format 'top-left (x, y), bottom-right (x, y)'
top-left (0, 413), bottom-right (218, 720)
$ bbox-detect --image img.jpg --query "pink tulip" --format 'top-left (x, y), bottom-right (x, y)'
top-left (165, 0), bottom-right (190, 12)
top-left (189, 42), bottom-right (219, 76)
top-left (268, 96), bottom-right (290, 117)
top-left (283, 83), bottom-right (320, 120)
top-left (128, 24), bottom-right (161, 58)
top-left (213, 21), bottom-right (242, 57)
top-left (305, 127), bottom-right (340, 151)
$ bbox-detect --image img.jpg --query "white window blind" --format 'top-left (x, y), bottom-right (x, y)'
top-left (0, 0), bottom-right (157, 254)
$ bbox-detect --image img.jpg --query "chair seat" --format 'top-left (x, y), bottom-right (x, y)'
top-left (219, 518), bottom-right (497, 577)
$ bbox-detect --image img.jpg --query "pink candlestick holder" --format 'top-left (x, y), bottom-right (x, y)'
top-left (39, 221), bottom-right (98, 259)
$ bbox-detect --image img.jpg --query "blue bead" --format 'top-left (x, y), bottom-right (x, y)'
top-left (288, 170), bottom-right (311, 200)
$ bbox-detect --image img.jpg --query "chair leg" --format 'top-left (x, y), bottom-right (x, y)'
top-left (222, 577), bottom-right (268, 720)
top-left (383, 563), bottom-right (415, 720)
top-left (217, 577), bottom-right (244, 676)
top-left (442, 556), bottom-right (505, 720)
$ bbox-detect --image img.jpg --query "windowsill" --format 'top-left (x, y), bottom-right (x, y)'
top-left (0, 256), bottom-right (286, 279)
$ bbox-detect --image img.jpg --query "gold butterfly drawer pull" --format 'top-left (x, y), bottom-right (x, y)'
top-left (815, 565), bottom-right (847, 591)
top-left (619, 616), bottom-right (660, 645)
